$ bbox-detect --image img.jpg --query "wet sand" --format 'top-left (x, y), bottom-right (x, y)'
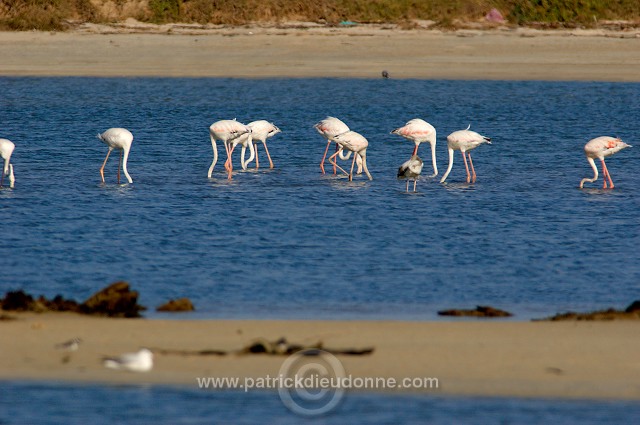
top-left (1, 312), bottom-right (639, 399)
top-left (0, 24), bottom-right (639, 80)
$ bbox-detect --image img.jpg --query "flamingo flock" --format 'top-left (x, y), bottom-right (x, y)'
top-left (0, 118), bottom-right (631, 191)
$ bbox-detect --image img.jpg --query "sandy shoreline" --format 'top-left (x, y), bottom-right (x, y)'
top-left (1, 312), bottom-right (639, 400)
top-left (1, 24), bottom-right (639, 80)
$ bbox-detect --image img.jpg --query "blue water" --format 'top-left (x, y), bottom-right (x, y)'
top-left (0, 78), bottom-right (639, 320)
top-left (1, 382), bottom-right (639, 424)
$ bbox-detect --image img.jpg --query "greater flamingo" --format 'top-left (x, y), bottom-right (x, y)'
top-left (328, 130), bottom-right (373, 181)
top-left (314, 116), bottom-right (362, 174)
top-left (579, 136), bottom-right (631, 189)
top-left (97, 128), bottom-right (133, 184)
top-left (440, 125), bottom-right (491, 184)
top-left (397, 155), bottom-right (423, 192)
top-left (244, 120), bottom-right (281, 169)
top-left (208, 119), bottom-right (251, 178)
top-left (0, 138), bottom-right (15, 188)
top-left (391, 119), bottom-right (438, 177)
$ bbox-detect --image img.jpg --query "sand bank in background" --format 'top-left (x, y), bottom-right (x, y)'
top-left (1, 313), bottom-right (639, 399)
top-left (0, 23), bottom-right (639, 80)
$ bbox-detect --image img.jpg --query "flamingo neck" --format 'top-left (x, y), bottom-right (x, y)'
top-left (440, 148), bottom-right (454, 183)
top-left (579, 157), bottom-right (598, 188)
top-left (429, 141), bottom-right (438, 177)
top-left (121, 147), bottom-right (133, 184)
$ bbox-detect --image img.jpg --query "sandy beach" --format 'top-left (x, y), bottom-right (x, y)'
top-left (1, 313), bottom-right (639, 399)
top-left (0, 23), bottom-right (639, 80)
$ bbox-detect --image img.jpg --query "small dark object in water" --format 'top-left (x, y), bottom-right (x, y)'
top-left (156, 298), bottom-right (195, 312)
top-left (438, 306), bottom-right (513, 317)
top-left (381, 70), bottom-right (390, 79)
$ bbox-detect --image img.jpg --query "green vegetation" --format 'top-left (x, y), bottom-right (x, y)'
top-left (1, 0), bottom-right (639, 31)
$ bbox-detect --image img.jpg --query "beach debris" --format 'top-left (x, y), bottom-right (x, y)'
top-left (103, 348), bottom-right (154, 372)
top-left (339, 21), bottom-right (357, 27)
top-left (150, 348), bottom-right (227, 356)
top-left (438, 305), bottom-right (513, 318)
top-left (535, 300), bottom-right (640, 321)
top-left (485, 8), bottom-right (505, 23)
top-left (55, 337), bottom-right (82, 352)
top-left (238, 337), bottom-right (374, 356)
top-left (156, 298), bottom-right (195, 312)
top-left (0, 282), bottom-right (145, 318)
top-left (79, 281), bottom-right (145, 318)
top-left (0, 313), bottom-right (17, 321)
top-left (382, 70), bottom-right (390, 79)
top-left (545, 367), bottom-right (564, 375)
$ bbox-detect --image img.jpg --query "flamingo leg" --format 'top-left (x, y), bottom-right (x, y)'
top-left (226, 145), bottom-right (237, 180)
top-left (349, 151), bottom-right (357, 181)
top-left (328, 149), bottom-right (349, 176)
top-left (117, 150), bottom-right (123, 184)
top-left (320, 141), bottom-right (331, 174)
top-left (412, 145), bottom-right (419, 156)
top-left (461, 151), bottom-right (471, 183)
top-left (413, 179), bottom-right (418, 192)
top-left (224, 142), bottom-right (232, 172)
top-left (601, 159), bottom-right (614, 189)
top-left (333, 143), bottom-right (339, 175)
top-left (100, 149), bottom-right (113, 183)
top-left (263, 141), bottom-right (274, 169)
top-left (467, 153), bottom-right (477, 183)
top-left (406, 180), bottom-right (409, 192)
top-left (254, 143), bottom-right (260, 169)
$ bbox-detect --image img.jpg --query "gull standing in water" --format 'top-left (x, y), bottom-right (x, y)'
top-left (329, 130), bottom-right (373, 181)
top-left (0, 138), bottom-right (15, 188)
top-left (579, 136), bottom-right (631, 189)
top-left (440, 125), bottom-right (491, 184)
top-left (97, 128), bottom-right (134, 184)
top-left (391, 119), bottom-right (438, 177)
top-left (397, 155), bottom-right (423, 192)
top-left (103, 348), bottom-right (153, 372)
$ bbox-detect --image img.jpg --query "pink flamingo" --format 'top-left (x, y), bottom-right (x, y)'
top-left (245, 120), bottom-right (281, 169)
top-left (397, 155), bottom-right (423, 192)
top-left (97, 128), bottom-right (133, 184)
top-left (391, 119), bottom-right (438, 177)
top-left (0, 138), bottom-right (15, 188)
top-left (208, 119), bottom-right (251, 179)
top-left (440, 125), bottom-right (491, 184)
top-left (314, 116), bottom-right (362, 174)
top-left (328, 130), bottom-right (372, 181)
top-left (580, 136), bottom-right (631, 189)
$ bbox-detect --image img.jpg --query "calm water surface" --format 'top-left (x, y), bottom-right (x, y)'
top-left (0, 78), bottom-right (638, 319)
top-left (1, 382), bottom-right (640, 424)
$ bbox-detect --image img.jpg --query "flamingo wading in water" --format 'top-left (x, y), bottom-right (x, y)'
top-left (397, 155), bottom-right (423, 192)
top-left (97, 128), bottom-right (133, 184)
top-left (329, 130), bottom-right (373, 181)
top-left (579, 136), bottom-right (631, 189)
top-left (208, 119), bottom-right (251, 179)
top-left (440, 125), bottom-right (491, 184)
top-left (391, 119), bottom-right (438, 177)
top-left (0, 138), bottom-right (15, 188)
top-left (243, 120), bottom-right (281, 169)
top-left (314, 116), bottom-right (362, 175)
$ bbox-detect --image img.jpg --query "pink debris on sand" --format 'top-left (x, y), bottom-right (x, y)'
top-left (485, 8), bottom-right (505, 23)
